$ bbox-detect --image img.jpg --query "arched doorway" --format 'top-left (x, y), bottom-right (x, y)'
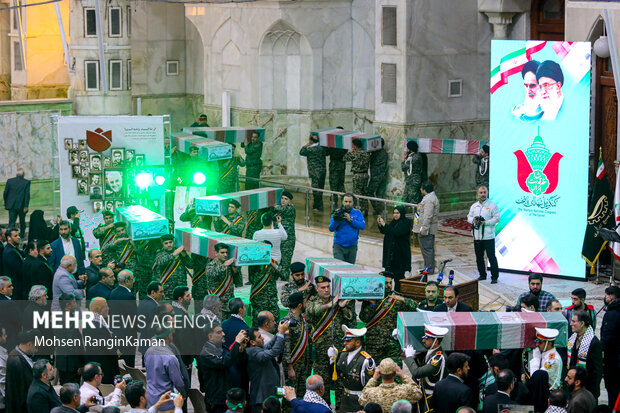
top-left (530, 0), bottom-right (565, 41)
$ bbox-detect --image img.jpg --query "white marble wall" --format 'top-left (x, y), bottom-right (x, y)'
top-left (185, 0), bottom-right (375, 112)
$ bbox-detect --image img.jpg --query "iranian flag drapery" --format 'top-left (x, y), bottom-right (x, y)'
top-left (397, 311), bottom-right (568, 351)
top-left (490, 41), bottom-right (547, 94)
top-left (405, 138), bottom-right (488, 155)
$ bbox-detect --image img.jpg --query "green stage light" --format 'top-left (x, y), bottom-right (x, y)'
top-left (192, 171), bottom-right (206, 185)
top-left (155, 175), bottom-right (166, 186)
top-left (135, 172), bottom-right (154, 189)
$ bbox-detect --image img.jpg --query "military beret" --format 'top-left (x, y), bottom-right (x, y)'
top-left (379, 270), bottom-right (394, 279)
top-left (228, 199), bottom-right (241, 208)
top-left (406, 141), bottom-right (418, 152)
top-left (314, 275), bottom-right (331, 284)
top-left (160, 234), bottom-right (174, 242)
top-left (282, 190), bottom-right (294, 200)
top-left (290, 262), bottom-right (305, 273)
top-left (102, 210), bottom-right (114, 217)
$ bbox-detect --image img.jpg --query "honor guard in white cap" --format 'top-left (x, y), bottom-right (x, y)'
top-left (403, 324), bottom-right (449, 412)
top-left (523, 327), bottom-right (562, 390)
top-left (333, 325), bottom-right (376, 412)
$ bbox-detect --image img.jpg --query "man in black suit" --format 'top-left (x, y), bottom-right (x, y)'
top-left (49, 221), bottom-right (86, 275)
top-left (82, 298), bottom-right (120, 384)
top-left (21, 241), bottom-right (39, 297)
top-left (432, 352), bottom-right (473, 413)
top-left (222, 298), bottom-right (250, 393)
top-left (66, 206), bottom-right (85, 258)
top-left (482, 369), bottom-right (515, 413)
top-left (434, 286), bottom-right (473, 312)
top-left (6, 329), bottom-right (39, 413)
top-left (50, 383), bottom-right (97, 413)
top-left (86, 267), bottom-right (115, 302)
top-left (55, 293), bottom-right (84, 385)
top-left (483, 353), bottom-right (530, 405)
top-left (26, 359), bottom-right (61, 413)
top-left (3, 228), bottom-right (24, 300)
top-left (171, 286), bottom-right (195, 376)
top-left (109, 269), bottom-right (137, 367)
top-left (137, 281), bottom-right (164, 358)
top-left (3, 168), bottom-right (30, 237)
top-left (84, 249), bottom-right (105, 290)
top-left (0, 276), bottom-right (21, 351)
top-left (30, 241), bottom-right (54, 300)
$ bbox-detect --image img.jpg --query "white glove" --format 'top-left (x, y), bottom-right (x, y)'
top-left (328, 346), bottom-right (338, 365)
top-left (404, 345), bottom-right (416, 358)
top-left (392, 328), bottom-right (399, 341)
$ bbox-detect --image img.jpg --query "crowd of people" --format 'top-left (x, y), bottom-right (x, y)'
top-left (0, 133), bottom-right (618, 413)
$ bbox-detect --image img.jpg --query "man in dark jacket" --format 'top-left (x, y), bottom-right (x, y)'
top-left (4, 168), bottom-right (30, 237)
top-left (246, 323), bottom-right (287, 413)
top-left (26, 359), bottom-right (61, 413)
top-left (66, 206), bottom-right (85, 259)
top-left (49, 221), bottom-right (85, 275)
top-left (6, 329), bottom-right (39, 413)
top-left (3, 228), bottom-right (24, 300)
top-left (85, 267), bottom-right (115, 302)
top-left (198, 323), bottom-right (247, 413)
top-left (29, 241), bottom-right (54, 300)
top-left (568, 310), bottom-right (603, 399)
top-left (84, 249), bottom-right (104, 290)
top-left (602, 286), bottom-right (620, 406)
top-left (109, 270), bottom-right (137, 367)
top-left (482, 369), bottom-right (515, 413)
top-left (432, 353), bottom-right (473, 413)
top-left (137, 281), bottom-right (163, 358)
top-left (55, 294), bottom-right (84, 384)
top-left (22, 241), bottom-right (39, 296)
top-left (434, 286), bottom-right (473, 312)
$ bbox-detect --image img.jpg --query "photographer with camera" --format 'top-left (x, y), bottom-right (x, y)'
top-left (328, 193), bottom-right (366, 264)
top-left (467, 185), bottom-right (500, 284)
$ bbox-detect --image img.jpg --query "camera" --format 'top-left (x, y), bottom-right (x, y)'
top-left (93, 396), bottom-right (105, 405)
top-left (277, 387), bottom-right (285, 397)
top-left (332, 207), bottom-right (347, 222)
top-left (281, 316), bottom-right (297, 327)
top-left (473, 216), bottom-right (485, 230)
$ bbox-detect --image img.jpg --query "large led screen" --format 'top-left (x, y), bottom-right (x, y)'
top-left (490, 41), bottom-right (591, 277)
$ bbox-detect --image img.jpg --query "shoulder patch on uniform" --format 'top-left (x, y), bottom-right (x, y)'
top-left (544, 363), bottom-right (551, 369)
top-left (430, 357), bottom-right (440, 366)
top-left (548, 353), bottom-right (555, 359)
top-left (436, 351), bottom-right (442, 355)
top-left (360, 351), bottom-right (372, 359)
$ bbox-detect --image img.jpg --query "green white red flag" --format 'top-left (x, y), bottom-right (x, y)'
top-left (490, 41), bottom-right (547, 94)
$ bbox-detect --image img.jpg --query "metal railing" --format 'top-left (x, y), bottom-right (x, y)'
top-left (239, 176), bottom-right (418, 227)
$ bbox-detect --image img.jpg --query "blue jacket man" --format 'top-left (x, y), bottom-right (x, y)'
top-left (49, 221), bottom-right (86, 275)
top-left (328, 193), bottom-right (365, 264)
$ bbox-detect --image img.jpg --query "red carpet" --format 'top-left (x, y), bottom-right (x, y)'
top-left (439, 217), bottom-right (473, 237)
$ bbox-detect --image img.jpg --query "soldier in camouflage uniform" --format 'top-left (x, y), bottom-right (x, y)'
top-left (305, 275), bottom-right (355, 405)
top-left (275, 191), bottom-right (296, 279)
top-left (205, 242), bottom-right (239, 320)
top-left (180, 199), bottom-right (211, 306)
top-left (367, 140), bottom-right (389, 215)
top-left (401, 141), bottom-right (424, 205)
top-left (213, 199), bottom-right (246, 239)
top-left (249, 261), bottom-right (280, 325)
top-left (152, 234), bottom-right (193, 300)
top-left (283, 292), bottom-right (312, 396)
top-left (359, 272), bottom-right (417, 365)
top-left (218, 144), bottom-right (245, 194)
top-left (102, 222), bottom-right (139, 284)
top-left (242, 132), bottom-right (263, 190)
top-left (133, 238), bottom-right (161, 298)
top-left (327, 147), bottom-right (347, 207)
top-left (472, 144), bottom-right (489, 188)
top-left (280, 262), bottom-right (316, 307)
top-left (343, 139), bottom-right (370, 214)
top-left (93, 210), bottom-right (116, 252)
top-left (300, 135), bottom-right (327, 211)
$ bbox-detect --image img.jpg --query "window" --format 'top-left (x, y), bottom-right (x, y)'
top-left (109, 7), bottom-right (121, 37)
top-left (127, 6), bottom-right (132, 36)
top-left (85, 60), bottom-right (100, 91)
top-left (381, 63), bottom-right (397, 103)
top-left (127, 60), bottom-right (132, 90)
top-left (382, 7), bottom-right (397, 46)
top-left (13, 41), bottom-right (23, 71)
top-left (12, 1), bottom-right (19, 31)
top-left (84, 8), bottom-right (96, 37)
top-left (166, 60), bottom-right (179, 76)
top-left (448, 79), bottom-right (463, 98)
top-left (109, 60), bottom-right (122, 90)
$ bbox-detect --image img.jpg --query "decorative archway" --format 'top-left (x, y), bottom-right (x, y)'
top-left (530, 0), bottom-right (565, 41)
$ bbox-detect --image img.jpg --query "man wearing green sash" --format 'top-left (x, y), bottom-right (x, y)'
top-left (102, 222), bottom-right (138, 283)
top-left (205, 243), bottom-right (238, 320)
top-left (249, 260), bottom-right (280, 325)
top-left (152, 234), bottom-right (192, 300)
top-left (214, 199), bottom-right (246, 238)
top-left (360, 271), bottom-right (417, 364)
top-left (283, 292), bottom-right (312, 397)
top-left (305, 275), bottom-right (355, 405)
top-left (92, 210), bottom-right (115, 252)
